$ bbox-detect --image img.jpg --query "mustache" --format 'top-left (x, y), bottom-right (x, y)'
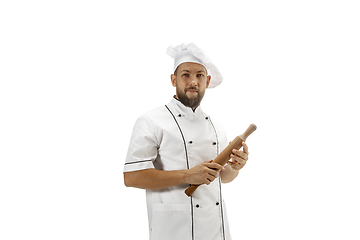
top-left (185, 87), bottom-right (199, 92)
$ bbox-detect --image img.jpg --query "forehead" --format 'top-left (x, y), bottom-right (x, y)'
top-left (177, 62), bottom-right (207, 73)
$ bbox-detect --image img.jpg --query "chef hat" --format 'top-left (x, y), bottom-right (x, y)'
top-left (166, 42), bottom-right (223, 88)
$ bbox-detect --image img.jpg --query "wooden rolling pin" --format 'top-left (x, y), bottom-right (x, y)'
top-left (184, 123), bottom-right (257, 197)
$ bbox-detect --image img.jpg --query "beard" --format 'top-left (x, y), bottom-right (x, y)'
top-left (176, 86), bottom-right (205, 109)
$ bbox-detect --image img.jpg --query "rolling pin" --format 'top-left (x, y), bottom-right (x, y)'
top-left (184, 123), bottom-right (257, 197)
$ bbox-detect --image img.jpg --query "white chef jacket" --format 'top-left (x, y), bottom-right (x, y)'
top-left (124, 98), bottom-right (232, 240)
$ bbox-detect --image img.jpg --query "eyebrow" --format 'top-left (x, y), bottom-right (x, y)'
top-left (180, 70), bottom-right (206, 73)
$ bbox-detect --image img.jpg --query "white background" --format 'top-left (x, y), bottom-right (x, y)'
top-left (1, 0), bottom-right (359, 239)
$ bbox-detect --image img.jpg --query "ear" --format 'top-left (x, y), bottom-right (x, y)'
top-left (171, 74), bottom-right (176, 87)
top-left (206, 75), bottom-right (211, 89)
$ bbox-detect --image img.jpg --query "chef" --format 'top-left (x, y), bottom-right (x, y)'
top-left (123, 43), bottom-right (249, 240)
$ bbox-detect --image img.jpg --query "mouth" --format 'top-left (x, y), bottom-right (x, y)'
top-left (186, 88), bottom-right (198, 93)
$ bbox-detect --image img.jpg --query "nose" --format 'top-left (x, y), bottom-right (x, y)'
top-left (188, 75), bottom-right (198, 86)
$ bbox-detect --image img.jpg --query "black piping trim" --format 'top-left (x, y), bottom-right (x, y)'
top-left (209, 117), bottom-right (226, 240)
top-left (125, 159), bottom-right (152, 165)
top-left (190, 196), bottom-right (194, 240)
top-left (165, 105), bottom-right (194, 240)
top-left (218, 178), bottom-right (225, 240)
top-left (208, 117), bottom-right (220, 155)
top-left (165, 105), bottom-right (190, 169)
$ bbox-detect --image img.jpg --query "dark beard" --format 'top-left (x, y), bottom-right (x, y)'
top-left (176, 87), bottom-right (205, 110)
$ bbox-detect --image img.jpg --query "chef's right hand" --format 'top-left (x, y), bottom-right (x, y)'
top-left (185, 161), bottom-right (225, 185)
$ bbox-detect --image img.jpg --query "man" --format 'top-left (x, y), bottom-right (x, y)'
top-left (124, 43), bottom-right (249, 240)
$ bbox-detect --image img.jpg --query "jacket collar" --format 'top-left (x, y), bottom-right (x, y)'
top-left (170, 97), bottom-right (205, 119)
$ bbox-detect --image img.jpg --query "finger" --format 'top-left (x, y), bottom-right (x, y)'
top-left (230, 157), bottom-right (244, 164)
top-left (227, 159), bottom-right (244, 170)
top-left (227, 161), bottom-right (236, 168)
top-left (238, 159), bottom-right (246, 165)
top-left (231, 153), bottom-right (247, 164)
top-left (231, 150), bottom-right (248, 160)
top-left (242, 142), bottom-right (249, 155)
top-left (206, 177), bottom-right (213, 185)
top-left (231, 158), bottom-right (246, 166)
top-left (206, 162), bottom-right (225, 171)
top-left (208, 169), bottom-right (219, 178)
top-left (208, 174), bottom-right (216, 182)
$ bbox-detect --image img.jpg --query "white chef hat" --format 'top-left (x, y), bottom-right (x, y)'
top-left (166, 42), bottom-right (223, 88)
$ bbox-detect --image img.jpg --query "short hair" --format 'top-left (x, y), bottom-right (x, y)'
top-left (174, 66), bottom-right (179, 76)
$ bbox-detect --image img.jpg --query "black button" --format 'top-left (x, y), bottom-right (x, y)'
top-left (212, 142), bottom-right (217, 145)
top-left (178, 114), bottom-right (181, 117)
top-left (205, 117), bottom-right (209, 120)
top-left (216, 202), bottom-right (219, 206)
top-left (189, 141), bottom-right (193, 144)
top-left (196, 204), bottom-right (200, 208)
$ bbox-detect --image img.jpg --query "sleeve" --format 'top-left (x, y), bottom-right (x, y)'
top-left (123, 115), bottom-right (158, 172)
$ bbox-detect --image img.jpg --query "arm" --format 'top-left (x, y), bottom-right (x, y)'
top-left (124, 169), bottom-right (186, 190)
top-left (220, 142), bottom-right (249, 183)
top-left (124, 161), bottom-right (224, 190)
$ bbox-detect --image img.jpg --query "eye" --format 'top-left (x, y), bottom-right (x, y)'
top-left (182, 73), bottom-right (189, 77)
top-left (197, 74), bottom-right (204, 77)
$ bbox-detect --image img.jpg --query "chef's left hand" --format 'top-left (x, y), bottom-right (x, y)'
top-left (228, 142), bottom-right (249, 171)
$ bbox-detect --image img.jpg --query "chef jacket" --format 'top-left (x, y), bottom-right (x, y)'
top-left (124, 97), bottom-right (232, 240)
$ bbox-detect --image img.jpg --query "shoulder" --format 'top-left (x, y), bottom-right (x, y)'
top-left (136, 105), bottom-right (169, 124)
top-left (132, 104), bottom-right (173, 133)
